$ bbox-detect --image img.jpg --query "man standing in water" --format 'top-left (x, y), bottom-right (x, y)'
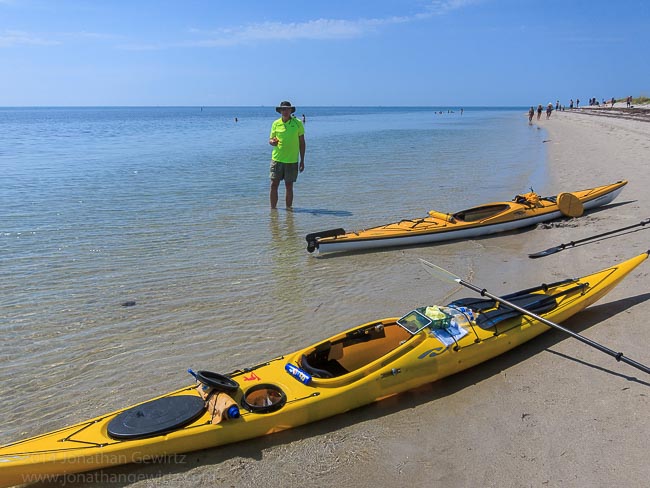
top-left (269, 101), bottom-right (305, 209)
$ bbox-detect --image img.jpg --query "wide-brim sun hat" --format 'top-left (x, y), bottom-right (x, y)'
top-left (276, 101), bottom-right (296, 114)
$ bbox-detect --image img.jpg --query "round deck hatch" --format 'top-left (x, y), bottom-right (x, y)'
top-left (107, 395), bottom-right (206, 440)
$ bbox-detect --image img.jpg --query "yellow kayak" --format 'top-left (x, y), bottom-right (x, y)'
top-left (306, 180), bottom-right (627, 254)
top-left (0, 251), bottom-right (646, 487)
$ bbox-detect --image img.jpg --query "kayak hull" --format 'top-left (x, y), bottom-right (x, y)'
top-left (310, 181), bottom-right (626, 254)
top-left (0, 251), bottom-right (646, 486)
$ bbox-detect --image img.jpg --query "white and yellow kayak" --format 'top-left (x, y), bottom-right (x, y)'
top-left (306, 180), bottom-right (627, 254)
top-left (0, 251), bottom-right (646, 487)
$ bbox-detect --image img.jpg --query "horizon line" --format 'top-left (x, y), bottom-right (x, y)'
top-left (0, 104), bottom-right (529, 109)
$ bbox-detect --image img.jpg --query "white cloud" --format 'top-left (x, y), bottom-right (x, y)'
top-left (116, 1), bottom-right (481, 51)
top-left (1, 1), bottom-right (482, 51)
top-left (185, 17), bottom-right (399, 47)
top-left (181, 1), bottom-right (480, 48)
top-left (0, 30), bottom-right (60, 47)
top-left (428, 0), bottom-right (482, 14)
top-left (0, 29), bottom-right (120, 48)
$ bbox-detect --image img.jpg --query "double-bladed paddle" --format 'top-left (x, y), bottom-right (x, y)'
top-left (529, 219), bottom-right (650, 258)
top-left (419, 257), bottom-right (650, 375)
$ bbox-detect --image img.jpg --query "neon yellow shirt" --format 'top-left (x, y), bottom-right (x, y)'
top-left (270, 117), bottom-right (304, 163)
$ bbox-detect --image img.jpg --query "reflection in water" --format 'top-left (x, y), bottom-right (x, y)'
top-left (286, 208), bottom-right (353, 217)
top-left (268, 210), bottom-right (303, 313)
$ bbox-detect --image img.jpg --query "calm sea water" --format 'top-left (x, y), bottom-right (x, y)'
top-left (0, 106), bottom-right (548, 444)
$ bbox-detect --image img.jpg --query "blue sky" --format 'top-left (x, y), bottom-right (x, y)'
top-left (1, 0), bottom-right (648, 106)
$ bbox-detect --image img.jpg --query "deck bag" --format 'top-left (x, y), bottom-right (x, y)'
top-left (513, 192), bottom-right (542, 207)
top-left (426, 306), bottom-right (469, 347)
top-left (196, 381), bottom-right (213, 401)
top-left (424, 305), bottom-right (450, 328)
top-left (206, 391), bottom-right (240, 424)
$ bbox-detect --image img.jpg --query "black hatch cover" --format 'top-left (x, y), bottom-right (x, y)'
top-left (107, 395), bottom-right (206, 440)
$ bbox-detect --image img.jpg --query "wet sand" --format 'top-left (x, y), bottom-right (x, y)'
top-left (25, 109), bottom-right (650, 488)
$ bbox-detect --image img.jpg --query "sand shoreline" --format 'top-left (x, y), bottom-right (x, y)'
top-left (454, 108), bottom-right (650, 487)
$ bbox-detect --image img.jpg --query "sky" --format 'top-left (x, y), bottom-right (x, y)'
top-left (1, 0), bottom-right (648, 106)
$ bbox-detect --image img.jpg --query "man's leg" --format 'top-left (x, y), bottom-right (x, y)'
top-left (285, 181), bottom-right (294, 208)
top-left (270, 179), bottom-right (280, 209)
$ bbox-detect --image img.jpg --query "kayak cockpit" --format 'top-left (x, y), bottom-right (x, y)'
top-left (452, 203), bottom-right (510, 222)
top-left (299, 322), bottom-right (413, 379)
top-left (297, 306), bottom-right (474, 382)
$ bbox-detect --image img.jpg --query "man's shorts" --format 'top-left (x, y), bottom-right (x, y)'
top-left (270, 160), bottom-right (299, 183)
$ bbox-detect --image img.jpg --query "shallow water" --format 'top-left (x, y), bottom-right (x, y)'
top-left (0, 106), bottom-right (548, 446)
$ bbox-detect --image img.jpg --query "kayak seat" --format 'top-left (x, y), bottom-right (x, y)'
top-left (476, 295), bottom-right (557, 330)
top-left (301, 354), bottom-right (348, 378)
top-left (301, 354), bottom-right (333, 378)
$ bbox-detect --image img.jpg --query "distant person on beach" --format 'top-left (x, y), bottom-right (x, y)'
top-left (576, 98), bottom-right (580, 108)
top-left (302, 114), bottom-right (306, 123)
top-left (546, 103), bottom-right (553, 119)
top-left (570, 99), bottom-right (574, 109)
top-left (269, 101), bottom-right (305, 209)
top-left (627, 96), bottom-right (632, 108)
top-left (528, 106), bottom-right (534, 124)
top-left (555, 100), bottom-right (559, 111)
top-left (537, 104), bottom-right (542, 120)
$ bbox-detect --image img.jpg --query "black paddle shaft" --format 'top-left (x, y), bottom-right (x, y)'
top-left (529, 219), bottom-right (650, 258)
top-left (459, 279), bottom-right (650, 375)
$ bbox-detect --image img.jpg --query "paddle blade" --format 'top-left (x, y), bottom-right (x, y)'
top-left (528, 245), bottom-right (564, 259)
top-left (419, 258), bottom-right (462, 284)
top-left (557, 192), bottom-right (584, 217)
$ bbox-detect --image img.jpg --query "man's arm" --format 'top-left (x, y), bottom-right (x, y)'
top-left (269, 122), bottom-right (278, 145)
top-left (298, 135), bottom-right (305, 171)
